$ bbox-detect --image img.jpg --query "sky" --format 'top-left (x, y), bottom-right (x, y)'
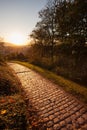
top-left (0, 0), bottom-right (47, 45)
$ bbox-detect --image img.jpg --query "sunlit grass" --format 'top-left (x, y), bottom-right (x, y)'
top-left (14, 61), bottom-right (87, 103)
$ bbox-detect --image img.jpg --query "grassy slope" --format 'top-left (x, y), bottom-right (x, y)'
top-left (0, 63), bottom-right (28, 130)
top-left (14, 61), bottom-right (87, 103)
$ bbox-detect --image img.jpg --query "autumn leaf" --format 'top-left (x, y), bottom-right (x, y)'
top-left (1, 110), bottom-right (7, 115)
top-left (0, 99), bottom-right (6, 103)
top-left (9, 98), bottom-right (15, 103)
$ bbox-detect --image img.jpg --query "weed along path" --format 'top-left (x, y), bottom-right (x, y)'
top-left (9, 63), bottom-right (87, 130)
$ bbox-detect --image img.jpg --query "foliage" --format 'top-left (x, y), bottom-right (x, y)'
top-left (28, 0), bottom-right (87, 86)
top-left (0, 95), bottom-right (27, 130)
top-left (0, 65), bottom-right (20, 96)
top-left (0, 40), bottom-right (5, 63)
top-left (7, 52), bottom-right (27, 61)
top-left (0, 64), bottom-right (28, 130)
top-left (0, 55), bottom-right (5, 64)
top-left (30, 0), bottom-right (87, 57)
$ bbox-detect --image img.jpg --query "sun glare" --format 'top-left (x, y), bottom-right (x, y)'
top-left (8, 32), bottom-right (26, 46)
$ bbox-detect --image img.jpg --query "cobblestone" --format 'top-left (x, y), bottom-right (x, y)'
top-left (53, 117), bottom-right (59, 123)
top-left (43, 117), bottom-right (49, 123)
top-left (47, 121), bottom-right (53, 127)
top-left (77, 117), bottom-right (85, 125)
top-left (49, 115), bottom-right (55, 120)
top-left (9, 63), bottom-right (87, 129)
top-left (53, 124), bottom-right (61, 130)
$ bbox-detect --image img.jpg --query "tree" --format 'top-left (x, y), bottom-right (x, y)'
top-left (30, 0), bottom-right (60, 62)
top-left (0, 37), bottom-right (5, 62)
top-left (30, 0), bottom-right (87, 64)
top-left (56, 0), bottom-right (87, 46)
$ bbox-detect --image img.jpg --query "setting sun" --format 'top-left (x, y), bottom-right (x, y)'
top-left (8, 32), bottom-right (26, 46)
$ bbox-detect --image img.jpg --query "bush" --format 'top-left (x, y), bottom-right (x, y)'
top-left (0, 65), bottom-right (19, 96)
top-left (0, 55), bottom-right (5, 65)
top-left (0, 77), bottom-right (19, 95)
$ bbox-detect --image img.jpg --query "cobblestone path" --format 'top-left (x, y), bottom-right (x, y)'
top-left (9, 63), bottom-right (87, 130)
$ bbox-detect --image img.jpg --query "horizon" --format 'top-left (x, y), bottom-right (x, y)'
top-left (0, 0), bottom-right (47, 46)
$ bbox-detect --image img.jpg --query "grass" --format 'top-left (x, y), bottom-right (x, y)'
top-left (0, 63), bottom-right (28, 130)
top-left (14, 61), bottom-right (87, 103)
top-left (0, 65), bottom-right (20, 96)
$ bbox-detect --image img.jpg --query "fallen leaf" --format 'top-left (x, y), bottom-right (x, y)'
top-left (0, 99), bottom-right (6, 103)
top-left (1, 110), bottom-right (7, 115)
top-left (9, 98), bottom-right (15, 103)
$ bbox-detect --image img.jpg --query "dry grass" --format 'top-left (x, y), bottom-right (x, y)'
top-left (0, 63), bottom-right (28, 130)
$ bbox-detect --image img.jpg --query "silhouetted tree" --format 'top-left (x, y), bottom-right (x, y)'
top-left (0, 37), bottom-right (5, 62)
top-left (30, 0), bottom-right (87, 68)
